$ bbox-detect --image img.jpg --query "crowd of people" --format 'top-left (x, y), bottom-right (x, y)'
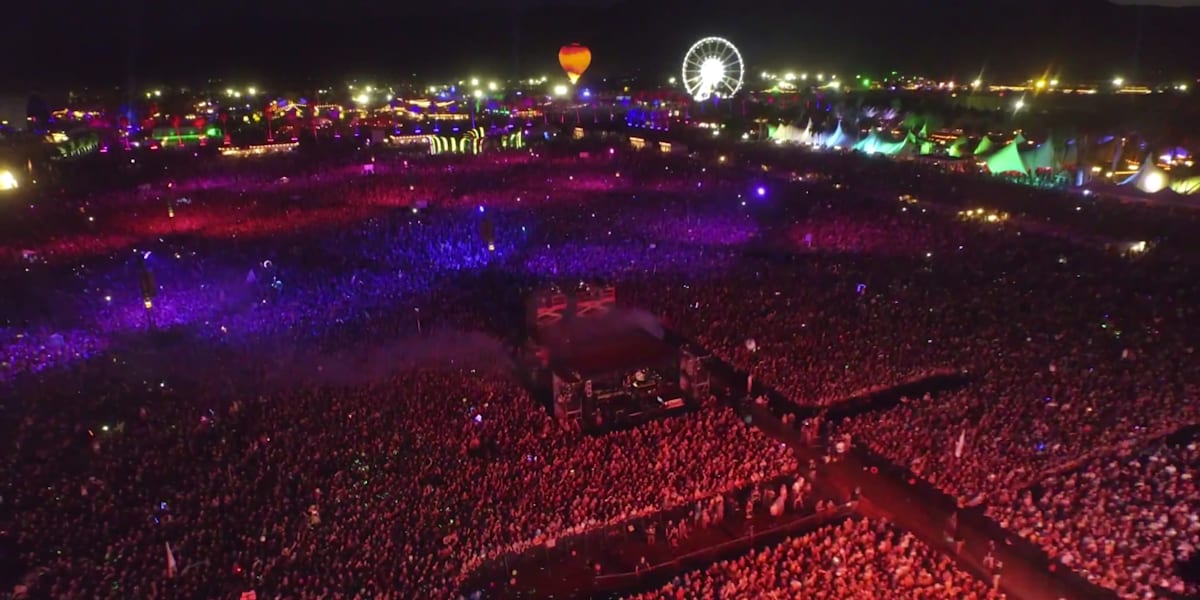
top-left (987, 437), bottom-right (1200, 599)
top-left (2, 137), bottom-right (1198, 598)
top-left (624, 517), bottom-right (1007, 600)
top-left (4, 363), bottom-right (793, 598)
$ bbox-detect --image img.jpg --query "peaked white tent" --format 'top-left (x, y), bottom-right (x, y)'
top-left (769, 120), bottom-right (813, 145)
top-left (822, 121), bottom-right (854, 149)
top-left (1119, 155), bottom-right (1170, 193)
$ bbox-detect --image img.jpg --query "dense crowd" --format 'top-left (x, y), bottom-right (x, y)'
top-left (625, 517), bottom-right (1006, 600)
top-left (4, 364), bottom-right (792, 598)
top-left (3, 140), bottom-right (1199, 598)
top-left (988, 436), bottom-right (1200, 599)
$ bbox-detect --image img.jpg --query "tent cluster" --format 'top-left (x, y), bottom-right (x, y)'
top-left (764, 114), bottom-right (1200, 197)
top-left (768, 117), bottom-right (1074, 166)
top-left (1113, 153), bottom-right (1200, 196)
top-left (767, 120), bottom-right (814, 145)
top-left (768, 120), bottom-right (929, 155)
top-left (766, 120), bottom-right (855, 148)
top-left (970, 133), bottom-right (1075, 176)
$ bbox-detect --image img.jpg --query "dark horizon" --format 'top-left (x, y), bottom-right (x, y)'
top-left (5, 0), bottom-right (1200, 91)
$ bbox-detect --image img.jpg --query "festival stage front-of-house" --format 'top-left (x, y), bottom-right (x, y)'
top-left (522, 282), bottom-right (710, 432)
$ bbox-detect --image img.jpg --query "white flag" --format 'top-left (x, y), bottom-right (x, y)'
top-left (165, 542), bottom-right (178, 578)
top-left (954, 430), bottom-right (966, 458)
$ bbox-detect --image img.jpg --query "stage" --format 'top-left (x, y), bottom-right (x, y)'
top-left (523, 282), bottom-right (708, 432)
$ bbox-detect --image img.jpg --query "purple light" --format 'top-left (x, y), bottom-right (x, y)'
top-left (478, 205), bottom-right (485, 213)
top-left (756, 186), bottom-right (766, 197)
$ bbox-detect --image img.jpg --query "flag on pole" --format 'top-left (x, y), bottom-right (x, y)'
top-left (165, 542), bottom-right (178, 578)
top-left (954, 430), bottom-right (966, 458)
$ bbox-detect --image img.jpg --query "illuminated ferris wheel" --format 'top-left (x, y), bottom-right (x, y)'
top-left (681, 36), bottom-right (744, 102)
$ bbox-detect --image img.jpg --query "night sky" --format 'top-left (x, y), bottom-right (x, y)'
top-left (4, 0), bottom-right (1200, 89)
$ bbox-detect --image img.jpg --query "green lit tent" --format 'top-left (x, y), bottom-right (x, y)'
top-left (852, 130), bottom-right (911, 156)
top-left (920, 140), bottom-right (935, 155)
top-left (918, 123), bottom-right (929, 140)
top-left (851, 133), bottom-right (872, 153)
top-left (1170, 176), bottom-right (1200, 195)
top-left (974, 136), bottom-right (995, 156)
top-left (985, 141), bottom-right (1027, 174)
top-left (1021, 136), bottom-right (1057, 172)
top-left (947, 136), bottom-right (969, 158)
top-left (1012, 133), bottom-right (1027, 146)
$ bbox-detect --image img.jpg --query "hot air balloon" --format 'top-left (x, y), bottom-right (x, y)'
top-left (558, 43), bottom-right (591, 85)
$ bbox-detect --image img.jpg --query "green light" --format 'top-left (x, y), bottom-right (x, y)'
top-left (862, 79), bottom-right (871, 87)
top-left (154, 133), bottom-right (206, 142)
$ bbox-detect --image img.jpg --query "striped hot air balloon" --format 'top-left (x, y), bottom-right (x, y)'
top-left (558, 43), bottom-right (591, 85)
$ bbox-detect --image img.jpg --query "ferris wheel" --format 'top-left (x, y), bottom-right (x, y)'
top-left (681, 36), bottom-right (744, 102)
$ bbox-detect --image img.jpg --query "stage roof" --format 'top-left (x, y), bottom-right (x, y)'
top-left (550, 327), bottom-right (675, 379)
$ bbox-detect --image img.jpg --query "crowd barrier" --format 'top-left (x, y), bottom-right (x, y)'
top-left (592, 506), bottom-right (853, 597)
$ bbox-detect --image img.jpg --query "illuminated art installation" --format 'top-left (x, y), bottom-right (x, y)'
top-left (681, 36), bottom-right (744, 102)
top-left (430, 127), bottom-right (486, 155)
top-left (558, 43), bottom-right (592, 84)
top-left (501, 131), bottom-right (525, 149)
